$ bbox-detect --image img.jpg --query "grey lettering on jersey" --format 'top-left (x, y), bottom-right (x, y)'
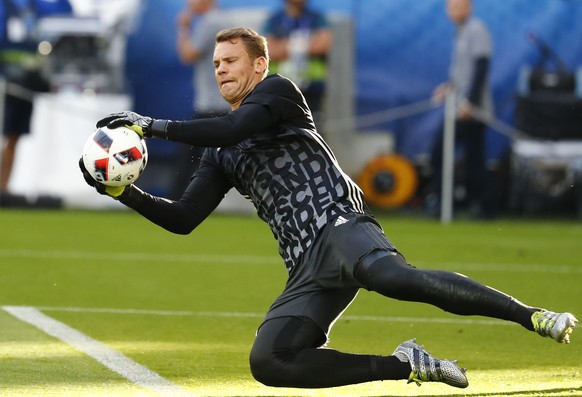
top-left (213, 127), bottom-right (365, 272)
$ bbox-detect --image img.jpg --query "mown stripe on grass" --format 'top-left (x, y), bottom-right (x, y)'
top-left (0, 249), bottom-right (278, 265)
top-left (2, 306), bottom-right (196, 397)
top-left (0, 248), bottom-right (579, 274)
top-left (34, 305), bottom-right (511, 326)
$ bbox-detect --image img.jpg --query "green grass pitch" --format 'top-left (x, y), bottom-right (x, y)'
top-left (0, 209), bottom-right (580, 396)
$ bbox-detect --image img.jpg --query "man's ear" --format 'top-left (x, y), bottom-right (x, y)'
top-left (256, 56), bottom-right (268, 75)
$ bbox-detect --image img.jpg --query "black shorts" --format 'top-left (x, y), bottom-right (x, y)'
top-left (3, 94), bottom-right (33, 136)
top-left (263, 212), bottom-right (398, 338)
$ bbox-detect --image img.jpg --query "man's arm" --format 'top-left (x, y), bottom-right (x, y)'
top-left (267, 27), bottom-right (332, 61)
top-left (120, 160), bottom-right (232, 234)
top-left (98, 103), bottom-right (275, 146)
top-left (176, 7), bottom-right (202, 64)
top-left (308, 28), bottom-right (332, 57)
top-left (177, 32), bottom-right (202, 64)
top-left (165, 103), bottom-right (276, 146)
top-left (467, 57), bottom-right (489, 106)
top-left (457, 56), bottom-right (489, 120)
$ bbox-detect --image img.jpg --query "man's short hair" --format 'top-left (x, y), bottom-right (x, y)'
top-left (216, 27), bottom-right (270, 64)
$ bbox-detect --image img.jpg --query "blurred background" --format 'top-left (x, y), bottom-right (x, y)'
top-left (3, 0), bottom-right (582, 218)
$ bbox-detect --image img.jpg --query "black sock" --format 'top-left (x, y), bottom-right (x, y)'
top-left (503, 299), bottom-right (538, 331)
top-left (372, 356), bottom-right (411, 380)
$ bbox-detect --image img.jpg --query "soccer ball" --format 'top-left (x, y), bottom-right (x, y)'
top-left (82, 126), bottom-right (148, 187)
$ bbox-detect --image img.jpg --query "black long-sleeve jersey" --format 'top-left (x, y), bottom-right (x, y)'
top-left (121, 74), bottom-right (367, 272)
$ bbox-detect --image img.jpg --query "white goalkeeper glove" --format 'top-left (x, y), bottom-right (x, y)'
top-left (96, 111), bottom-right (169, 139)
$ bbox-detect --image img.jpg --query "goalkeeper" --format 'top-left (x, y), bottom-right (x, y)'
top-left (80, 27), bottom-right (576, 390)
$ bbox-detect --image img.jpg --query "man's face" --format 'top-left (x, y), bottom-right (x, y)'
top-left (288, 0), bottom-right (306, 8)
top-left (213, 38), bottom-right (265, 109)
top-left (190, 0), bottom-right (210, 13)
top-left (447, 0), bottom-right (471, 24)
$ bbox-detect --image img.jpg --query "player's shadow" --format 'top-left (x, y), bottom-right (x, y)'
top-left (251, 386), bottom-right (582, 397)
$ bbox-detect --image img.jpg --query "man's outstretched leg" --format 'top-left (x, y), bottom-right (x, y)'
top-left (249, 316), bottom-right (468, 388)
top-left (355, 249), bottom-right (577, 343)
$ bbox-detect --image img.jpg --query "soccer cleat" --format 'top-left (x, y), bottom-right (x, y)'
top-left (392, 338), bottom-right (468, 388)
top-left (531, 310), bottom-right (578, 344)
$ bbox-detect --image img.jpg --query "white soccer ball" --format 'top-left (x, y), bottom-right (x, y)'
top-left (82, 126), bottom-right (148, 187)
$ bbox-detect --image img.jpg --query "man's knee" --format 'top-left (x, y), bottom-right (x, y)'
top-left (249, 337), bottom-right (286, 386)
top-left (249, 316), bottom-right (325, 387)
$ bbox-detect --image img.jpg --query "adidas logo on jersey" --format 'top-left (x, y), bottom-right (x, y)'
top-left (334, 216), bottom-right (349, 226)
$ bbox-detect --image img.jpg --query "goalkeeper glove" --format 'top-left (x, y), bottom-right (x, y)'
top-left (79, 158), bottom-right (129, 199)
top-left (96, 111), bottom-right (169, 139)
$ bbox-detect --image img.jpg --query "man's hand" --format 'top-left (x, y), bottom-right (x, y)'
top-left (79, 158), bottom-right (129, 199)
top-left (457, 99), bottom-right (475, 121)
top-left (96, 111), bottom-right (154, 138)
top-left (432, 82), bottom-right (451, 104)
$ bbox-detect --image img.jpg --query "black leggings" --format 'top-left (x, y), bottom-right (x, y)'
top-left (249, 316), bottom-right (409, 388)
top-left (355, 250), bottom-right (537, 324)
top-left (249, 250), bottom-right (537, 388)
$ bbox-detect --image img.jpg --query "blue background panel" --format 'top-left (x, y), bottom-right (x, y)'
top-left (126, 0), bottom-right (582, 161)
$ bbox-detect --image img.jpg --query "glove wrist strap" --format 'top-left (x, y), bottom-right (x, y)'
top-left (149, 119), bottom-right (170, 140)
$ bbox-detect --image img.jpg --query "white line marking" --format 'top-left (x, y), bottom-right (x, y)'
top-left (2, 306), bottom-right (196, 397)
top-left (0, 248), bottom-right (579, 274)
top-left (33, 305), bottom-right (511, 326)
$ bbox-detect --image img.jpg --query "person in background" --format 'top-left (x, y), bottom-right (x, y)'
top-left (0, 0), bottom-right (72, 192)
top-left (263, 0), bottom-right (332, 126)
top-left (428, 0), bottom-right (494, 219)
top-left (173, 0), bottom-right (231, 198)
